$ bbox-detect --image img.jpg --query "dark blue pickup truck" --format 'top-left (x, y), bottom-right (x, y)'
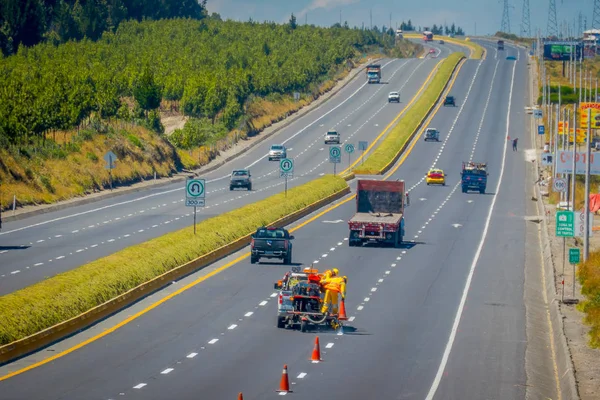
top-left (461, 161), bottom-right (488, 194)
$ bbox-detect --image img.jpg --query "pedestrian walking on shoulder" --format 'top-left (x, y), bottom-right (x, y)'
top-left (512, 138), bottom-right (518, 151)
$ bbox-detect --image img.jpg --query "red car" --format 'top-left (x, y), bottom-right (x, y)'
top-left (429, 48), bottom-right (436, 54)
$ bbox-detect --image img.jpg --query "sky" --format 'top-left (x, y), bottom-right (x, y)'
top-left (205, 0), bottom-right (598, 36)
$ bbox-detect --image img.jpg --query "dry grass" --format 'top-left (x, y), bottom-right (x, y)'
top-left (578, 250), bottom-right (600, 348)
top-left (541, 57), bottom-right (600, 88)
top-left (0, 174), bottom-right (348, 345)
top-left (353, 52), bottom-right (465, 175)
top-left (0, 126), bottom-right (178, 209)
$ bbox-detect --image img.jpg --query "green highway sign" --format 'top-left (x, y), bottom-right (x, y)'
top-left (280, 158), bottom-right (294, 177)
top-left (344, 144), bottom-right (355, 154)
top-left (186, 178), bottom-right (205, 207)
top-left (329, 146), bottom-right (341, 163)
top-left (569, 248), bottom-right (580, 264)
top-left (556, 210), bottom-right (575, 237)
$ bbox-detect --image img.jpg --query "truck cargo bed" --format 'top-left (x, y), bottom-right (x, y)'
top-left (349, 212), bottom-right (403, 224)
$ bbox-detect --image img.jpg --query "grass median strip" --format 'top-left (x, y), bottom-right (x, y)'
top-left (353, 52), bottom-right (465, 175)
top-left (0, 175), bottom-right (348, 345)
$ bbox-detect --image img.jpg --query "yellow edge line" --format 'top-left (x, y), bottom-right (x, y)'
top-left (383, 59), bottom-right (466, 179)
top-left (0, 46), bottom-right (464, 383)
top-left (0, 195), bottom-right (355, 381)
top-left (339, 59), bottom-right (443, 176)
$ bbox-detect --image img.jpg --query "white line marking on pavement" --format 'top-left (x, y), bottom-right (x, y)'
top-left (208, 339), bottom-right (219, 344)
top-left (385, 271), bottom-right (391, 274)
top-left (326, 343), bottom-right (335, 349)
top-left (228, 324), bottom-right (237, 330)
top-left (297, 373), bottom-right (307, 379)
top-left (357, 305), bottom-right (364, 310)
top-left (364, 297), bottom-right (370, 302)
top-left (270, 292), bottom-right (278, 297)
top-left (55, 256), bottom-right (64, 260)
top-left (107, 239), bottom-right (115, 243)
top-left (10, 270), bottom-right (20, 275)
top-left (348, 316), bottom-right (355, 322)
top-left (161, 368), bottom-right (174, 375)
top-left (34, 262), bottom-right (43, 266)
top-left (378, 279), bottom-right (384, 283)
top-left (425, 48), bottom-right (516, 400)
top-left (133, 383), bottom-right (147, 389)
top-left (76, 249), bottom-right (84, 253)
top-left (244, 312), bottom-right (254, 317)
top-left (371, 287), bottom-right (377, 292)
top-left (259, 300), bottom-right (268, 306)
top-left (186, 353), bottom-right (198, 358)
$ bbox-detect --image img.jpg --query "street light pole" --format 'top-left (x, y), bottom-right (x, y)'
top-left (584, 108), bottom-right (591, 261)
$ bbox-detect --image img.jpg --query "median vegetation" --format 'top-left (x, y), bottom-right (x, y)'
top-left (353, 52), bottom-right (465, 175)
top-left (403, 34), bottom-right (483, 59)
top-left (0, 175), bottom-right (348, 345)
top-left (578, 250), bottom-right (600, 348)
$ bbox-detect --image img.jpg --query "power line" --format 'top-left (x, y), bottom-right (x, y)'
top-left (547, 0), bottom-right (558, 37)
top-left (521, 0), bottom-right (531, 37)
top-left (501, 0), bottom-right (511, 33)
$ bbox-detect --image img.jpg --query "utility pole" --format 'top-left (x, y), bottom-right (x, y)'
top-left (501, 0), bottom-right (511, 33)
top-left (547, 0), bottom-right (558, 37)
top-left (370, 9), bottom-right (372, 30)
top-left (339, 9), bottom-right (341, 25)
top-left (585, 108), bottom-right (592, 261)
top-left (521, 0), bottom-right (531, 37)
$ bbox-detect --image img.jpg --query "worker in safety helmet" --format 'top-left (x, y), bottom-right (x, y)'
top-left (320, 268), bottom-right (338, 281)
top-left (320, 274), bottom-right (345, 314)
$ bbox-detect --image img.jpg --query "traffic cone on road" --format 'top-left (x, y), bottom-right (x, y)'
top-left (311, 336), bottom-right (322, 362)
top-left (238, 393), bottom-right (243, 400)
top-left (276, 364), bottom-right (292, 393)
top-left (338, 299), bottom-right (348, 320)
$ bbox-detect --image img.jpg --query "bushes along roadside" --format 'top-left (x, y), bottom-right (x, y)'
top-left (353, 52), bottom-right (465, 175)
top-left (0, 175), bottom-right (348, 345)
top-left (578, 250), bottom-right (600, 348)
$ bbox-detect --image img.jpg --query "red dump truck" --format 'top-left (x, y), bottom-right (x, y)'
top-left (348, 180), bottom-right (405, 247)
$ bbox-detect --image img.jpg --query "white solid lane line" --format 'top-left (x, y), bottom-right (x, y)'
top-left (425, 45), bottom-right (518, 400)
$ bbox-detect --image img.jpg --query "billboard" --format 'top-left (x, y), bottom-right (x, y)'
top-left (543, 43), bottom-right (583, 60)
top-left (579, 102), bottom-right (600, 129)
top-left (556, 150), bottom-right (600, 175)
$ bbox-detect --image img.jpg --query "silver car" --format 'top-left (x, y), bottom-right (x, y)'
top-left (324, 130), bottom-right (340, 144)
top-left (229, 169), bottom-right (252, 191)
top-left (268, 144), bottom-right (287, 161)
top-left (388, 91), bottom-right (400, 103)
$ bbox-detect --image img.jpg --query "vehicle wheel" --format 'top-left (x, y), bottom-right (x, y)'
top-left (250, 256), bottom-right (258, 264)
top-left (442, 182), bottom-right (446, 186)
top-left (229, 186), bottom-right (234, 191)
top-left (300, 320), bottom-right (309, 333)
top-left (248, 184), bottom-right (252, 191)
top-left (480, 188), bottom-right (485, 194)
top-left (284, 252), bottom-right (292, 264)
top-left (427, 182), bottom-right (430, 185)
top-left (462, 187), bottom-right (467, 193)
top-left (395, 233), bottom-right (402, 248)
top-left (277, 317), bottom-right (286, 329)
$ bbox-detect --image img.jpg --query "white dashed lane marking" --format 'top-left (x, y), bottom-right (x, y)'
top-left (208, 339), bottom-right (219, 344)
top-left (161, 368), bottom-right (174, 375)
top-left (133, 383), bottom-right (147, 389)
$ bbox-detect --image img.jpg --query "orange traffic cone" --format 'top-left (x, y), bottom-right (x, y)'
top-left (311, 336), bottom-right (322, 362)
top-left (276, 364), bottom-right (292, 393)
top-left (238, 393), bottom-right (244, 400)
top-left (338, 299), bottom-right (348, 320)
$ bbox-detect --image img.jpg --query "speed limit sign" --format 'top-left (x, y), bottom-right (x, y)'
top-left (553, 178), bottom-right (567, 192)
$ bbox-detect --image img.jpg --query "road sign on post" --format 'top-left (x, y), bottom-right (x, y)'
top-left (279, 158), bottom-right (294, 197)
top-left (538, 125), bottom-right (545, 135)
top-left (569, 248), bottom-right (580, 264)
top-left (556, 210), bottom-right (575, 237)
top-left (329, 146), bottom-right (341, 175)
top-left (534, 109), bottom-right (543, 118)
top-left (553, 178), bottom-right (567, 192)
top-left (358, 141), bottom-right (368, 165)
top-left (104, 151), bottom-right (118, 190)
top-left (344, 143), bottom-right (355, 164)
top-left (186, 178), bottom-right (205, 235)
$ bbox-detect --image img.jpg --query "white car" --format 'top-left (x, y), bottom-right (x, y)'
top-left (324, 130), bottom-right (340, 144)
top-left (268, 144), bottom-right (287, 161)
top-left (388, 91), bottom-right (400, 103)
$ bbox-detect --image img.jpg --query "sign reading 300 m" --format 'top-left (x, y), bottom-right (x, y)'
top-left (579, 102), bottom-right (600, 129)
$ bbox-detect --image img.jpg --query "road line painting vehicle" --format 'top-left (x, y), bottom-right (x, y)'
top-left (324, 130), bottom-right (340, 144)
top-left (348, 180), bottom-right (405, 247)
top-left (424, 128), bottom-right (440, 141)
top-left (229, 169), bottom-right (252, 191)
top-left (268, 144), bottom-right (287, 161)
top-left (426, 168), bottom-right (446, 186)
top-left (366, 64), bottom-right (381, 84)
top-left (250, 226), bottom-right (294, 264)
top-left (274, 267), bottom-right (343, 332)
top-left (460, 161), bottom-right (488, 193)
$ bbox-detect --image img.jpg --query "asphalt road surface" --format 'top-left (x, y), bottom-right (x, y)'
top-left (0, 43), bottom-right (464, 295)
top-left (0, 41), bottom-right (538, 400)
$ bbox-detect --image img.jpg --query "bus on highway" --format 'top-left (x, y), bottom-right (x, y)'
top-left (423, 31), bottom-right (433, 41)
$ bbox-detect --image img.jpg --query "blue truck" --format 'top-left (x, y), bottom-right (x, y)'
top-left (460, 161), bottom-right (488, 194)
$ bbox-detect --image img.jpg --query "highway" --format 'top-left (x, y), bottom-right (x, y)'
top-left (0, 42), bottom-right (462, 295)
top-left (0, 41), bottom-right (543, 400)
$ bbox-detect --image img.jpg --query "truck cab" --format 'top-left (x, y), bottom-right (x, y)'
top-left (366, 64), bottom-right (381, 84)
top-left (250, 226), bottom-right (294, 264)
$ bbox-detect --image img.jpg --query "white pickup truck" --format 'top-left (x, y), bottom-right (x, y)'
top-left (324, 130), bottom-right (340, 144)
top-left (388, 91), bottom-right (400, 103)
